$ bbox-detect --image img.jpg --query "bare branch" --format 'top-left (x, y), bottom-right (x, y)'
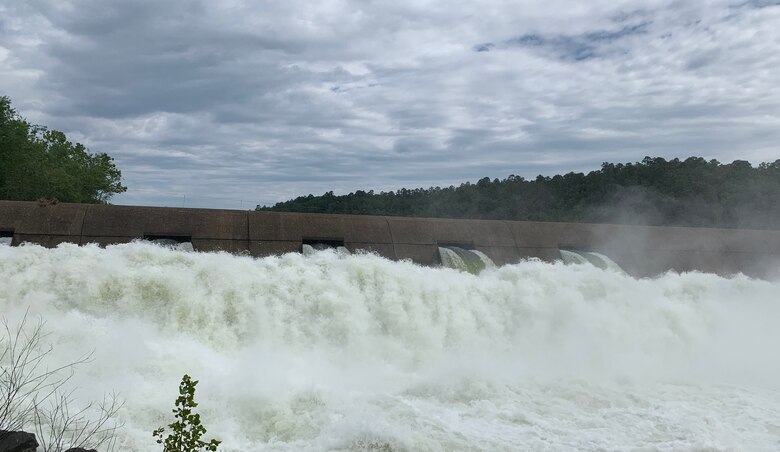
top-left (2, 310), bottom-right (124, 451)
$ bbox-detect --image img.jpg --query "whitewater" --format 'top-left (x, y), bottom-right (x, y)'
top-left (1, 242), bottom-right (779, 451)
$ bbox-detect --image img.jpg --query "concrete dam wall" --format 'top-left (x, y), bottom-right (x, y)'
top-left (2, 200), bottom-right (779, 278)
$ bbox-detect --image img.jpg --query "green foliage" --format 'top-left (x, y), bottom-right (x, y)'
top-left (258, 157), bottom-right (780, 229)
top-left (153, 374), bottom-right (220, 452)
top-left (0, 95), bottom-right (126, 203)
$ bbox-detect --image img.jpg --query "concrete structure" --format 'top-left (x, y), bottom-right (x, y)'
top-left (2, 200), bottom-right (779, 278)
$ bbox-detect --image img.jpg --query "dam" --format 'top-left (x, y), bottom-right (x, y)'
top-left (1, 199), bottom-right (779, 277)
top-left (3, 199), bottom-right (780, 450)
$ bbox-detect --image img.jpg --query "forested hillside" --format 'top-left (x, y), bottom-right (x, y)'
top-left (259, 157), bottom-right (780, 229)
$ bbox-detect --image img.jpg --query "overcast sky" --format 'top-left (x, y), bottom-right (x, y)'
top-left (1, 0), bottom-right (779, 208)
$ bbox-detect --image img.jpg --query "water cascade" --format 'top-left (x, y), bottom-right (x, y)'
top-left (438, 246), bottom-right (495, 274)
top-left (583, 251), bottom-right (625, 273)
top-left (559, 249), bottom-right (625, 273)
top-left (302, 243), bottom-right (351, 256)
top-left (559, 249), bottom-right (590, 265)
top-left (0, 236), bottom-right (11, 246)
top-left (1, 242), bottom-right (779, 450)
top-left (145, 238), bottom-right (194, 252)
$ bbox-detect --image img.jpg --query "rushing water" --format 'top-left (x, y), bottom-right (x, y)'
top-left (559, 249), bottom-right (590, 266)
top-left (1, 242), bottom-right (779, 451)
top-left (438, 246), bottom-right (495, 274)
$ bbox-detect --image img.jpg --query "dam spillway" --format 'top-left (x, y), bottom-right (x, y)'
top-left (1, 200), bottom-right (780, 277)
top-left (3, 201), bottom-right (780, 449)
top-left (2, 236), bottom-right (780, 450)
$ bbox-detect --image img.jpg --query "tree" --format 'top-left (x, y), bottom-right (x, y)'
top-left (0, 96), bottom-right (126, 203)
top-left (257, 156), bottom-right (780, 230)
top-left (153, 374), bottom-right (220, 452)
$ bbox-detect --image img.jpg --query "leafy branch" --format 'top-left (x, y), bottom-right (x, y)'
top-left (154, 374), bottom-right (220, 452)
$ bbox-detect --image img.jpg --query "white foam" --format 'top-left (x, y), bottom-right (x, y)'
top-left (146, 238), bottom-right (194, 252)
top-left (1, 242), bottom-right (779, 450)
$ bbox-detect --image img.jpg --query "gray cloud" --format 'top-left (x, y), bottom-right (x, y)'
top-left (1, 0), bottom-right (779, 208)
top-left (477, 20), bottom-right (652, 61)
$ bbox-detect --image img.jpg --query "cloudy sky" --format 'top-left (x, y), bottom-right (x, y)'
top-left (1, 0), bottom-right (779, 208)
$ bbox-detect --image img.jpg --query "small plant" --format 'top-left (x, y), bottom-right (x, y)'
top-left (153, 374), bottom-right (220, 452)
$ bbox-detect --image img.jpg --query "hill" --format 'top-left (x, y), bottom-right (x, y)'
top-left (258, 157), bottom-right (780, 229)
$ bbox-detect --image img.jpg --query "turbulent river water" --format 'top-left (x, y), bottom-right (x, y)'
top-left (1, 242), bottom-right (779, 451)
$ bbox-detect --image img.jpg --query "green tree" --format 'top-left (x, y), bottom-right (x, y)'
top-left (257, 156), bottom-right (780, 230)
top-left (153, 374), bottom-right (220, 452)
top-left (0, 96), bottom-right (126, 203)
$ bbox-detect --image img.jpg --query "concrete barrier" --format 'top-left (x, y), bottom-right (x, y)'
top-left (1, 200), bottom-right (778, 277)
top-left (0, 201), bottom-right (86, 247)
top-left (386, 217), bottom-right (518, 264)
top-left (81, 204), bottom-right (249, 252)
top-left (248, 212), bottom-right (395, 258)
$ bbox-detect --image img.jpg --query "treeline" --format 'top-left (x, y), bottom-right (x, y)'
top-left (259, 157), bottom-right (780, 229)
top-left (0, 96), bottom-right (126, 203)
